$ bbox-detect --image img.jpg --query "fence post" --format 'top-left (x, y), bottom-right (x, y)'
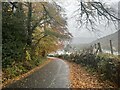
top-left (94, 44), bottom-right (97, 49)
top-left (117, 62), bottom-right (120, 88)
top-left (98, 42), bottom-right (102, 53)
top-left (110, 40), bottom-right (113, 55)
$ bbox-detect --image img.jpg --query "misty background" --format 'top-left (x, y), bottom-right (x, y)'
top-left (55, 0), bottom-right (120, 54)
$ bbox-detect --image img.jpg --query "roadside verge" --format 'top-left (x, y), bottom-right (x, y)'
top-left (2, 58), bottom-right (51, 88)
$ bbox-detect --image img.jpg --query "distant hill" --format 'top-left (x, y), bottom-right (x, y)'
top-left (69, 37), bottom-right (96, 50)
top-left (71, 37), bottom-right (96, 45)
top-left (90, 30), bottom-right (120, 52)
top-left (65, 30), bottom-right (120, 52)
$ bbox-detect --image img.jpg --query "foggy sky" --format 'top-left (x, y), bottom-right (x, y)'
top-left (57, 0), bottom-right (120, 41)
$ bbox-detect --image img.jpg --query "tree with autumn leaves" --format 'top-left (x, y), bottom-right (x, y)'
top-left (2, 2), bottom-right (71, 68)
top-left (2, 1), bottom-right (72, 82)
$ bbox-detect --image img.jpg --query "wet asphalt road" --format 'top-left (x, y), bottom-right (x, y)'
top-left (4, 58), bottom-right (70, 88)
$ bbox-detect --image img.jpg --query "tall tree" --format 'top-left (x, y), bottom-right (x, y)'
top-left (2, 2), bottom-right (27, 67)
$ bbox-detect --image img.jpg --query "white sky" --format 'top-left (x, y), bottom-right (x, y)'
top-left (57, 0), bottom-right (120, 39)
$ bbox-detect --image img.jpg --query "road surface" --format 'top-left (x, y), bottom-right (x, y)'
top-left (4, 58), bottom-right (70, 88)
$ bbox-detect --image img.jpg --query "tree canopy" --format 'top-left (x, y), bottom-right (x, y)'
top-left (2, 2), bottom-right (71, 68)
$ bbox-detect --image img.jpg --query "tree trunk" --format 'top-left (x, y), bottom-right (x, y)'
top-left (27, 2), bottom-right (32, 46)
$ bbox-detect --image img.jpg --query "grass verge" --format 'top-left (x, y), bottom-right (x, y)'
top-left (2, 57), bottom-right (51, 88)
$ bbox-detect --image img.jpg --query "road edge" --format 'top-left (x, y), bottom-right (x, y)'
top-left (2, 58), bottom-right (51, 88)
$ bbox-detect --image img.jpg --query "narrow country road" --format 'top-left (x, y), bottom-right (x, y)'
top-left (4, 58), bottom-right (70, 88)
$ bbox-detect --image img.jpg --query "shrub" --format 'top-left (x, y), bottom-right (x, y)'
top-left (57, 53), bottom-right (120, 85)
